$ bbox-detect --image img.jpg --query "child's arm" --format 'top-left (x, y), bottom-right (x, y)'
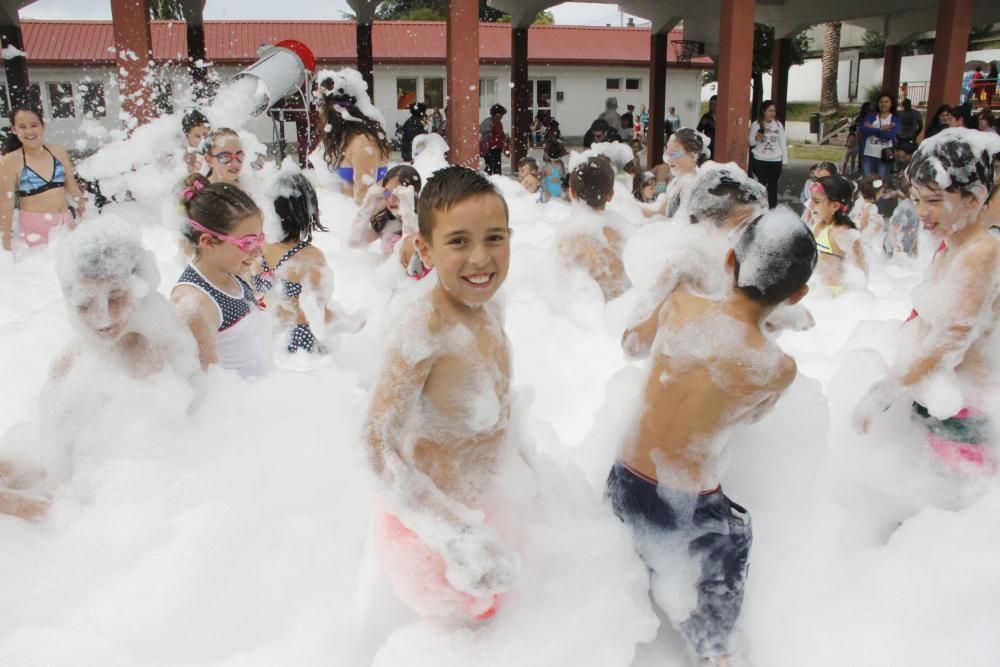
top-left (52, 145), bottom-right (86, 216)
top-left (365, 346), bottom-right (518, 595)
top-left (170, 287), bottom-right (221, 369)
top-left (0, 489), bottom-right (49, 521)
top-left (0, 157), bottom-right (17, 251)
top-left (855, 246), bottom-right (999, 433)
top-left (349, 185), bottom-right (385, 248)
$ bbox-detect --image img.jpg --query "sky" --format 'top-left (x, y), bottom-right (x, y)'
top-left (19, 1), bottom-right (644, 26)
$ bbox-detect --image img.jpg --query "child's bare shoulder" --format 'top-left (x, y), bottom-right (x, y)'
top-left (773, 352), bottom-right (797, 391)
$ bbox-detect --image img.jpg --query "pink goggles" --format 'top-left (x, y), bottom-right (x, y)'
top-left (187, 218), bottom-right (264, 253)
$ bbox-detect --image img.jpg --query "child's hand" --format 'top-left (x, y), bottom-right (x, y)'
top-left (359, 185), bottom-right (385, 220)
top-left (393, 186), bottom-right (419, 236)
top-left (852, 379), bottom-right (900, 435)
top-left (443, 524), bottom-right (521, 597)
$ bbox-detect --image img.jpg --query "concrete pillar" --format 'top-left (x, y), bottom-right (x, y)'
top-left (0, 24), bottom-right (30, 109)
top-left (510, 27), bottom-right (530, 171)
top-left (882, 43), bottom-right (903, 102)
top-left (647, 30), bottom-right (668, 169)
top-left (715, 0), bottom-right (756, 170)
top-left (770, 37), bottom-right (791, 125)
top-left (110, 0), bottom-right (154, 127)
top-left (446, 0), bottom-right (480, 168)
top-left (927, 0), bottom-right (972, 115)
top-left (357, 21), bottom-right (374, 102)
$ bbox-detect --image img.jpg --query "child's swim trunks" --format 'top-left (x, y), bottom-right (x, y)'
top-left (374, 507), bottom-right (500, 621)
top-left (606, 460), bottom-right (751, 659)
top-left (912, 402), bottom-right (998, 476)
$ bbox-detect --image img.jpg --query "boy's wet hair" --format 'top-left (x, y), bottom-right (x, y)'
top-left (857, 174), bottom-right (885, 202)
top-left (813, 175), bottom-right (857, 229)
top-left (181, 108), bottom-right (209, 135)
top-left (180, 173), bottom-right (261, 251)
top-left (906, 129), bottom-right (1000, 201)
top-left (569, 155), bottom-right (615, 208)
top-left (733, 212), bottom-right (817, 306)
top-left (416, 166), bottom-right (508, 241)
top-left (688, 167), bottom-right (766, 226)
top-left (274, 173), bottom-right (327, 244)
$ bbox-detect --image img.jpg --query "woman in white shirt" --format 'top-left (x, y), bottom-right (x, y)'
top-left (748, 100), bottom-right (789, 208)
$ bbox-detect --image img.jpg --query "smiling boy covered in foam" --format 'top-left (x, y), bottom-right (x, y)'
top-left (363, 166), bottom-right (520, 621)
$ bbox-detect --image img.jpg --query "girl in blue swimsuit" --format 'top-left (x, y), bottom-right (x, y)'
top-left (315, 69), bottom-right (391, 204)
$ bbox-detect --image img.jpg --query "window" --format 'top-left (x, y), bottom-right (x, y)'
top-left (625, 78), bottom-right (641, 91)
top-left (154, 81), bottom-right (173, 115)
top-left (80, 81), bottom-right (106, 119)
top-left (606, 78), bottom-right (621, 90)
top-left (396, 77), bottom-right (417, 110)
top-left (423, 77), bottom-right (444, 109)
top-left (479, 78), bottom-right (497, 110)
top-left (47, 82), bottom-right (75, 118)
top-left (536, 79), bottom-right (552, 108)
top-left (0, 85), bottom-right (7, 118)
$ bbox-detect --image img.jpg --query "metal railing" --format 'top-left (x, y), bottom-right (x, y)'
top-left (898, 81), bottom-right (1000, 110)
top-left (899, 81), bottom-right (930, 108)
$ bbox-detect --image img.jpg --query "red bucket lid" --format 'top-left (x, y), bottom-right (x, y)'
top-left (275, 39), bottom-right (316, 74)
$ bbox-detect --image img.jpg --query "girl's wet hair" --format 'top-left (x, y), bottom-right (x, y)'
top-left (370, 165), bottom-right (422, 235)
top-left (179, 173), bottom-right (261, 251)
top-left (317, 76), bottom-right (391, 172)
top-left (906, 129), bottom-right (1000, 201)
top-left (5, 105), bottom-right (44, 153)
top-left (815, 161), bottom-right (838, 176)
top-left (670, 128), bottom-right (707, 164)
top-left (632, 170), bottom-right (656, 202)
top-left (569, 155), bottom-right (615, 208)
top-left (813, 175), bottom-right (857, 229)
top-left (545, 141), bottom-right (565, 161)
top-left (274, 173), bottom-right (327, 243)
top-left (200, 127), bottom-right (239, 155)
top-left (857, 174), bottom-right (885, 201)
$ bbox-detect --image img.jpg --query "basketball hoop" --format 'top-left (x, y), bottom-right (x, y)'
top-left (671, 39), bottom-right (704, 69)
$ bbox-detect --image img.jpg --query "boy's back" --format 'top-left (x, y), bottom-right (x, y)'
top-left (625, 289), bottom-right (795, 490)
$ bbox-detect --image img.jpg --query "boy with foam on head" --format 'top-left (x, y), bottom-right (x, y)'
top-left (1, 219), bottom-right (198, 521)
top-left (608, 209), bottom-right (817, 666)
top-left (557, 154), bottom-right (633, 301)
top-left (364, 166), bottom-right (519, 621)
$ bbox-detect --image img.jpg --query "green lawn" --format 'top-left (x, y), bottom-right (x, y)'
top-left (788, 143), bottom-right (846, 162)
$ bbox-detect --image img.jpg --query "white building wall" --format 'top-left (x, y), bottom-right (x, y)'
top-left (760, 48), bottom-right (1000, 103)
top-left (3, 62), bottom-right (703, 149)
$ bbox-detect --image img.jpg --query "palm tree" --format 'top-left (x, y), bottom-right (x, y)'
top-left (820, 22), bottom-right (841, 114)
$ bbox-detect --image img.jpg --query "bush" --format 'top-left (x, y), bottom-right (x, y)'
top-left (863, 82), bottom-right (886, 105)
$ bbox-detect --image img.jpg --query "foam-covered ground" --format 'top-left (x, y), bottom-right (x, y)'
top-left (1, 135), bottom-right (998, 666)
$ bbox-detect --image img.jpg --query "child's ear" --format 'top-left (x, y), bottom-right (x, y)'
top-left (725, 248), bottom-right (737, 271)
top-left (606, 189), bottom-right (615, 202)
top-left (413, 233), bottom-right (433, 268)
top-left (785, 285), bottom-right (809, 305)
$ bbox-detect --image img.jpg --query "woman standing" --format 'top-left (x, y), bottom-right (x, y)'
top-left (316, 69), bottom-right (392, 203)
top-left (748, 100), bottom-right (788, 208)
top-left (860, 93), bottom-right (899, 180)
top-left (924, 104), bottom-right (953, 139)
top-left (0, 106), bottom-right (86, 251)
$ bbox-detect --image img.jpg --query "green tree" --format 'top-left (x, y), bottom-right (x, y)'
top-left (149, 0), bottom-right (185, 20)
top-left (860, 30), bottom-right (885, 59)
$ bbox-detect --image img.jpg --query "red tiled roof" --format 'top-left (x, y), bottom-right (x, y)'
top-left (17, 20), bottom-right (712, 68)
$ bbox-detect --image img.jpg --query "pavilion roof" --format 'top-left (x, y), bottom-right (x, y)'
top-left (17, 19), bottom-right (712, 69)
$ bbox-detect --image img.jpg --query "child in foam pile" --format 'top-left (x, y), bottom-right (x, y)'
top-left (363, 166), bottom-right (519, 621)
top-left (558, 155), bottom-right (632, 301)
top-left (855, 129), bottom-right (1000, 478)
top-left (608, 210), bottom-right (816, 666)
top-left (1, 219), bottom-right (198, 520)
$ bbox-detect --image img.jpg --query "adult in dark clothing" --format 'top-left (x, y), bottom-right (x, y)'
top-left (924, 104), bottom-right (953, 139)
top-left (697, 95), bottom-right (717, 160)
top-left (479, 103), bottom-right (508, 175)
top-left (400, 102), bottom-right (427, 162)
top-left (896, 99), bottom-right (923, 143)
top-left (582, 118), bottom-right (621, 149)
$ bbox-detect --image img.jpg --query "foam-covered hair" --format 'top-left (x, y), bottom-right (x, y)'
top-left (734, 208), bottom-right (817, 306)
top-left (688, 163), bottom-right (767, 225)
top-left (906, 128), bottom-right (1000, 199)
top-left (56, 217), bottom-right (159, 299)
